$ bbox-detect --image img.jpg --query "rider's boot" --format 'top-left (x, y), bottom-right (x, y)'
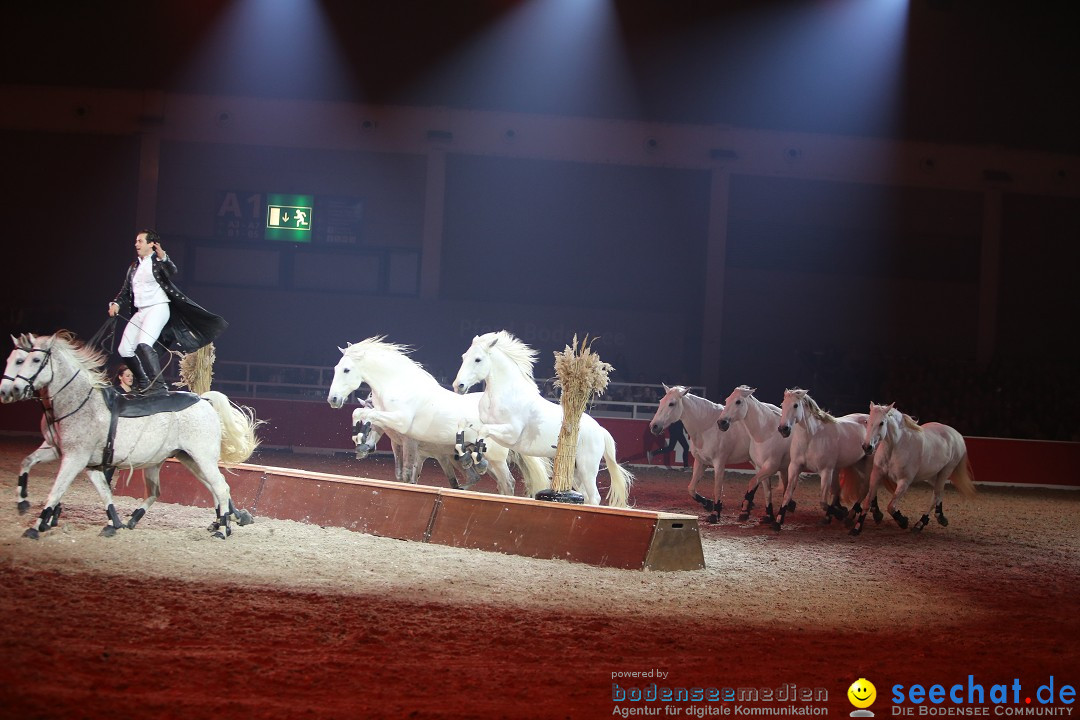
top-left (125, 353), bottom-right (150, 394)
top-left (135, 344), bottom-right (168, 395)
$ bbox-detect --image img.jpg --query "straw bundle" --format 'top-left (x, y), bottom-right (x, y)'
top-left (551, 334), bottom-right (613, 493)
top-left (174, 343), bottom-right (216, 395)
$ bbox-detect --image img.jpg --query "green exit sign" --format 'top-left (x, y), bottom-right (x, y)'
top-left (265, 193), bottom-right (313, 242)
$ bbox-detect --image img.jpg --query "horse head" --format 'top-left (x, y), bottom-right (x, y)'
top-left (649, 384), bottom-right (688, 436)
top-left (453, 334), bottom-right (495, 395)
top-left (778, 388), bottom-right (809, 438)
top-left (1, 333), bottom-right (51, 403)
top-left (717, 385), bottom-right (756, 432)
top-left (327, 345), bottom-right (364, 408)
top-left (863, 402), bottom-right (895, 455)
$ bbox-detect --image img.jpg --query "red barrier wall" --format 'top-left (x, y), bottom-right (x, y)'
top-left (2, 396), bottom-right (1077, 488)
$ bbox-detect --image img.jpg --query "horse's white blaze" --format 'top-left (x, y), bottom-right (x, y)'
top-left (452, 331), bottom-right (632, 507)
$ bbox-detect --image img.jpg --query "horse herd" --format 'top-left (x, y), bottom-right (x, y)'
top-left (0, 329), bottom-right (974, 542)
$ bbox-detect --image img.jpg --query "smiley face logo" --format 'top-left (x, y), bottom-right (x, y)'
top-left (848, 678), bottom-right (877, 709)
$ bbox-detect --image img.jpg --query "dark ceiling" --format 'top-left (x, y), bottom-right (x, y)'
top-left (3, 0), bottom-right (1077, 155)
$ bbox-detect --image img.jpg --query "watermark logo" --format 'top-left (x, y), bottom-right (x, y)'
top-left (849, 678), bottom-right (877, 717)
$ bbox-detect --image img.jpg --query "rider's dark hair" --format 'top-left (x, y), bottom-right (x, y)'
top-left (141, 229), bottom-right (161, 245)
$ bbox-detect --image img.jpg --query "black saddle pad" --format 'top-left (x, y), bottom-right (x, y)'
top-left (105, 388), bottom-right (202, 418)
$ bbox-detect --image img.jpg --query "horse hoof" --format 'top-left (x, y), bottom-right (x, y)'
top-left (937, 515), bottom-right (949, 527)
top-left (706, 512), bottom-right (719, 524)
top-left (872, 510), bottom-right (884, 524)
top-left (737, 513), bottom-right (750, 522)
top-left (474, 459), bottom-right (489, 474)
top-left (833, 507), bottom-right (849, 521)
top-left (17, 500), bottom-right (29, 515)
top-left (759, 515), bottom-right (776, 526)
top-left (786, 501), bottom-right (797, 513)
top-left (101, 525), bottom-right (119, 538)
top-left (771, 521), bottom-right (782, 532)
top-left (911, 524), bottom-right (925, 533)
top-left (896, 517), bottom-right (909, 529)
top-left (212, 531), bottom-right (227, 540)
top-left (22, 528), bottom-right (40, 540)
top-left (235, 509), bottom-right (255, 526)
top-left (849, 525), bottom-right (862, 537)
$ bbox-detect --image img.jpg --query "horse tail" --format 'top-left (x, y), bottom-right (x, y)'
top-left (601, 428), bottom-right (634, 508)
top-left (838, 464), bottom-right (864, 506)
top-left (950, 452), bottom-right (976, 496)
top-left (202, 391), bottom-right (262, 464)
top-left (512, 451), bottom-right (552, 498)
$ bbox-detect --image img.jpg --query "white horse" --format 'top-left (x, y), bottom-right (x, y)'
top-left (648, 385), bottom-right (755, 523)
top-left (0, 332), bottom-right (260, 539)
top-left (352, 395), bottom-right (484, 490)
top-left (850, 402), bottom-right (975, 535)
top-left (327, 337), bottom-right (550, 498)
top-left (775, 388), bottom-right (878, 530)
top-left (452, 330), bottom-right (633, 507)
top-left (717, 385), bottom-right (794, 524)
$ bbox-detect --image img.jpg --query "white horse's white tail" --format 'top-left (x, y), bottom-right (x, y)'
top-left (950, 453), bottom-right (976, 496)
top-left (511, 451), bottom-right (553, 498)
top-left (202, 391), bottom-right (262, 464)
top-left (602, 429), bottom-right (633, 508)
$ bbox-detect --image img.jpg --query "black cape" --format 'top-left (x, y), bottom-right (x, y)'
top-left (112, 254), bottom-right (227, 353)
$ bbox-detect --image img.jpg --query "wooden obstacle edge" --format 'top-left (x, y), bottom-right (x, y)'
top-left (111, 459), bottom-right (706, 572)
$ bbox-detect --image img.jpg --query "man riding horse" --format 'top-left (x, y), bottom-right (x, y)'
top-left (107, 229), bottom-right (226, 394)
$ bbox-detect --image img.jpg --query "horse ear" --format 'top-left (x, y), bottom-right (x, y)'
top-left (486, 337), bottom-right (498, 349)
top-left (678, 386), bottom-right (690, 397)
top-left (887, 402), bottom-right (895, 410)
top-left (338, 346), bottom-right (346, 355)
top-left (662, 382), bottom-right (670, 392)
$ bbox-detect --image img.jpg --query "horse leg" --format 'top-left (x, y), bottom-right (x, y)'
top-left (686, 461), bottom-right (714, 514)
top-left (176, 454), bottom-right (242, 539)
top-left (886, 477), bottom-right (913, 529)
top-left (23, 455), bottom-right (86, 539)
top-left (849, 466), bottom-right (887, 537)
top-left (578, 463), bottom-right (601, 506)
top-left (914, 473), bottom-right (949, 532)
top-left (737, 462), bottom-right (769, 522)
top-left (402, 441), bottom-right (421, 484)
top-left (84, 469), bottom-right (125, 537)
top-left (704, 463), bottom-right (724, 522)
top-left (390, 439), bottom-right (406, 483)
top-left (819, 468), bottom-right (849, 524)
top-left (17, 443), bottom-right (58, 514)
top-left (488, 461), bottom-right (515, 496)
top-left (127, 464), bottom-right (161, 529)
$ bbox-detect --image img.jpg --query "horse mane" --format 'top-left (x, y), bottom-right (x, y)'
top-left (476, 330), bottom-right (538, 381)
top-left (342, 336), bottom-right (439, 383)
top-left (900, 412), bottom-right (923, 432)
top-left (792, 389), bottom-right (836, 424)
top-left (46, 331), bottom-right (110, 388)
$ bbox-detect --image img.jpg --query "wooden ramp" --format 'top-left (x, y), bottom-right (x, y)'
top-left (112, 461), bottom-right (706, 572)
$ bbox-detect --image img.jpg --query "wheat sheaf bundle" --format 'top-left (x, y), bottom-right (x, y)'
top-left (551, 334), bottom-right (613, 493)
top-left (174, 343), bottom-right (216, 395)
